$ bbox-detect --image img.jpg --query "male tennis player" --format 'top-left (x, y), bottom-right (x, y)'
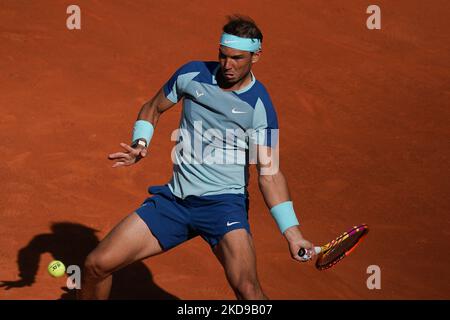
top-left (79, 15), bottom-right (314, 300)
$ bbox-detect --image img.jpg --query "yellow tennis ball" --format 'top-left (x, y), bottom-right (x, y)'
top-left (47, 260), bottom-right (66, 277)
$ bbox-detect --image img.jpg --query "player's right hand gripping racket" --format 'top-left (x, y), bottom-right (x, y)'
top-left (298, 224), bottom-right (369, 270)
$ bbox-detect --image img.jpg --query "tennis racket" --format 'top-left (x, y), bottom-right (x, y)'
top-left (298, 224), bottom-right (369, 270)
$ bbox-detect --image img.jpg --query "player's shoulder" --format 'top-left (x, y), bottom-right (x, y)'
top-left (237, 79), bottom-right (274, 109)
top-left (175, 60), bottom-right (219, 84)
top-left (252, 80), bottom-right (271, 99)
top-left (177, 60), bottom-right (218, 75)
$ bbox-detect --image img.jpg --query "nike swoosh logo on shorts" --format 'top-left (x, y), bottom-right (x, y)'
top-left (227, 221), bottom-right (240, 227)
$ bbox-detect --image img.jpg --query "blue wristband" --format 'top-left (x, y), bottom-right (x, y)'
top-left (132, 120), bottom-right (154, 146)
top-left (270, 201), bottom-right (300, 234)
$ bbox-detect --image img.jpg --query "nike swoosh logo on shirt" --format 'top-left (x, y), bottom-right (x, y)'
top-left (227, 221), bottom-right (240, 227)
top-left (231, 108), bottom-right (246, 114)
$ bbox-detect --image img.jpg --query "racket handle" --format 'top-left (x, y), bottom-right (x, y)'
top-left (298, 247), bottom-right (322, 259)
top-left (298, 248), bottom-right (307, 257)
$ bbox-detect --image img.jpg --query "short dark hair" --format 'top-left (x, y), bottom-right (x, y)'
top-left (222, 14), bottom-right (263, 43)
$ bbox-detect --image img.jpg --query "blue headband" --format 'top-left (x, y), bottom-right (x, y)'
top-left (220, 33), bottom-right (261, 52)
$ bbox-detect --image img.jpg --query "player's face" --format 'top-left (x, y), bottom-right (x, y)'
top-left (218, 46), bottom-right (260, 83)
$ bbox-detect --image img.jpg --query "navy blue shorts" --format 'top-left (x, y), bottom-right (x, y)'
top-left (135, 185), bottom-right (251, 251)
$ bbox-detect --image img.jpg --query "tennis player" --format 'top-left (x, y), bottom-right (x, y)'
top-left (79, 15), bottom-right (314, 300)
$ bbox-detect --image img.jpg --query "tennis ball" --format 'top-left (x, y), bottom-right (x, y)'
top-left (47, 260), bottom-right (66, 277)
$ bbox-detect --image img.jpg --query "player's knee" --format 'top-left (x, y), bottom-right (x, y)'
top-left (84, 252), bottom-right (111, 280)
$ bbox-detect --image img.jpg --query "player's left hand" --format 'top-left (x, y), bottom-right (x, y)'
top-left (283, 226), bottom-right (315, 262)
top-left (288, 237), bottom-right (315, 262)
top-left (108, 142), bottom-right (147, 168)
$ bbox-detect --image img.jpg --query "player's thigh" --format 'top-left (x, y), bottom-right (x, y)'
top-left (88, 212), bottom-right (163, 273)
top-left (213, 229), bottom-right (258, 283)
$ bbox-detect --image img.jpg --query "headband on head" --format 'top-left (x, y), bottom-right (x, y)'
top-left (219, 33), bottom-right (261, 52)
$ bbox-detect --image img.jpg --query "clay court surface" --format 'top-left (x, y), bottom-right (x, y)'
top-left (0, 0), bottom-right (449, 299)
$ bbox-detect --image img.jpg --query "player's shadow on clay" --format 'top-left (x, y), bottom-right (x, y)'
top-left (1, 222), bottom-right (178, 300)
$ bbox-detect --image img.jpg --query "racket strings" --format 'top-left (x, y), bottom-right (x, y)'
top-left (316, 225), bottom-right (368, 270)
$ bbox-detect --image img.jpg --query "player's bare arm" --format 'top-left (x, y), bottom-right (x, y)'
top-left (108, 88), bottom-right (175, 168)
top-left (256, 144), bottom-right (315, 262)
